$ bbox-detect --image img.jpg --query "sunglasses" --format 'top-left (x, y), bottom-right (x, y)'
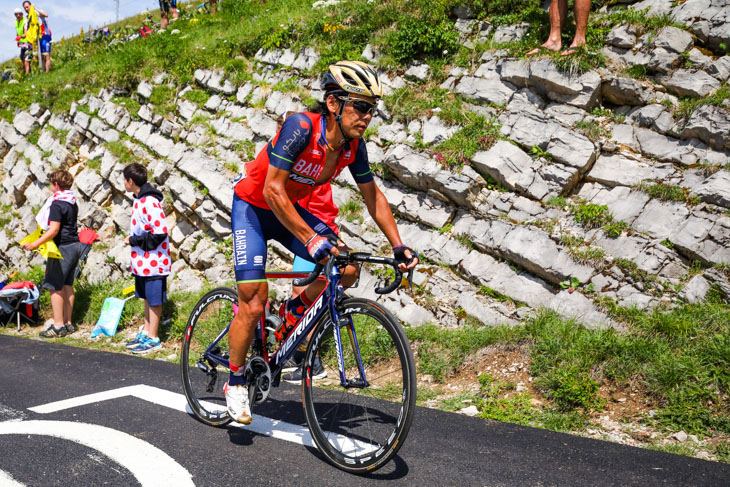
top-left (338, 97), bottom-right (376, 116)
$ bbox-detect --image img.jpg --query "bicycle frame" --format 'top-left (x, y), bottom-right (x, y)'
top-left (199, 261), bottom-right (369, 388)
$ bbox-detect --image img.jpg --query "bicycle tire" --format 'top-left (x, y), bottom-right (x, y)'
top-left (180, 287), bottom-right (237, 427)
top-left (302, 297), bottom-right (416, 474)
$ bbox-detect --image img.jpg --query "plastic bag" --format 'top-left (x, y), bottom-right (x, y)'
top-left (90, 297), bottom-right (128, 338)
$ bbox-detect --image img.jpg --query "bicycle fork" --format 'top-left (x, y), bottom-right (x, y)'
top-left (327, 269), bottom-right (369, 389)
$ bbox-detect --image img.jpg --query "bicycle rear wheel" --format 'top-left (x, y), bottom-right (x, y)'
top-left (302, 298), bottom-right (416, 474)
top-left (180, 287), bottom-right (237, 427)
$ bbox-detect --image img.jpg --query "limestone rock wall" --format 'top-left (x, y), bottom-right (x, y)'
top-left (1, 0), bottom-right (729, 330)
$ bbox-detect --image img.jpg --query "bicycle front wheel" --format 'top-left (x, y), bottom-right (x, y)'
top-left (302, 297), bottom-right (416, 474)
top-left (180, 287), bottom-right (237, 427)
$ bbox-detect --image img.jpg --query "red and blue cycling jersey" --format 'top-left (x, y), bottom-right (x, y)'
top-left (230, 112), bottom-right (373, 283)
top-left (234, 112), bottom-right (374, 208)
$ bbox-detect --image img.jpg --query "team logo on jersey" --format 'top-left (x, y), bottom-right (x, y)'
top-left (292, 159), bottom-right (323, 180)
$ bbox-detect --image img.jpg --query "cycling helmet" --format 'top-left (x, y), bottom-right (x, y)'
top-left (321, 60), bottom-right (383, 99)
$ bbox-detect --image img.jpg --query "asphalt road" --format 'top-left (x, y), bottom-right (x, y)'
top-left (0, 334), bottom-right (728, 486)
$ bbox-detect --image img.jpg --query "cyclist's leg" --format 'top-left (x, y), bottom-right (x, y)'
top-left (227, 195), bottom-right (270, 423)
top-left (230, 194), bottom-right (269, 372)
top-left (291, 255), bottom-right (316, 298)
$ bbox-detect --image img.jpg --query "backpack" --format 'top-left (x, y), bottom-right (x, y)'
top-left (140, 26), bottom-right (152, 38)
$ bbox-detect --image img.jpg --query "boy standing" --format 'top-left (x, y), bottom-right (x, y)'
top-left (122, 163), bottom-right (171, 354)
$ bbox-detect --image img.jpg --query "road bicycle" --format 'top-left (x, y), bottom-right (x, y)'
top-left (180, 251), bottom-right (417, 474)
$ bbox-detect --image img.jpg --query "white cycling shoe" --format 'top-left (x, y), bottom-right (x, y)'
top-left (224, 381), bottom-right (252, 425)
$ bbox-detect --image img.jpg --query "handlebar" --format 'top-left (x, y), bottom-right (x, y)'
top-left (290, 251), bottom-right (413, 295)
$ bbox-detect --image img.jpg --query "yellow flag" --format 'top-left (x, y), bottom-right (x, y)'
top-left (25, 5), bottom-right (40, 46)
top-left (19, 227), bottom-right (63, 259)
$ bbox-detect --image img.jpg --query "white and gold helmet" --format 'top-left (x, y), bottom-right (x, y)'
top-left (321, 60), bottom-right (383, 98)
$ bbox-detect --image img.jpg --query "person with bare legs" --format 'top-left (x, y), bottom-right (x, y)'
top-left (22, 170), bottom-right (83, 338)
top-left (527, 0), bottom-right (590, 56)
top-left (14, 8), bottom-right (31, 74)
top-left (158, 0), bottom-right (172, 30)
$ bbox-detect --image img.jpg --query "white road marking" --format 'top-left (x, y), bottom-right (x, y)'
top-left (0, 420), bottom-right (194, 486)
top-left (29, 384), bottom-right (379, 453)
top-left (0, 469), bottom-right (25, 486)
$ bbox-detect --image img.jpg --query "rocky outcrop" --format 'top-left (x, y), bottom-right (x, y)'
top-left (2, 1), bottom-right (730, 334)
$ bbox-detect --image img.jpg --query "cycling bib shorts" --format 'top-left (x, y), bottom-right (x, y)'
top-left (231, 193), bottom-right (336, 283)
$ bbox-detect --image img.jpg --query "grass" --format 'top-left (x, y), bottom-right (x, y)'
top-left (340, 198), bottom-right (364, 223)
top-left (384, 86), bottom-right (469, 126)
top-left (406, 323), bottom-right (528, 383)
top-left (591, 107), bottom-right (626, 124)
top-left (105, 140), bottom-right (137, 165)
top-left (637, 182), bottom-right (700, 205)
top-left (675, 85), bottom-right (730, 122)
top-left (574, 120), bottom-right (610, 143)
top-left (183, 89), bottom-right (211, 105)
top-left (432, 114), bottom-right (500, 169)
top-left (406, 302), bottom-right (730, 441)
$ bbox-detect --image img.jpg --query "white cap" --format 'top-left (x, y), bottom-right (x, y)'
top-left (14, 7), bottom-right (23, 14)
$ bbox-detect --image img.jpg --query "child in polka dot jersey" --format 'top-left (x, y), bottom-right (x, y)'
top-left (122, 163), bottom-right (171, 355)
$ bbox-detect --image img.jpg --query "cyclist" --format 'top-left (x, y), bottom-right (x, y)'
top-left (225, 60), bottom-right (418, 424)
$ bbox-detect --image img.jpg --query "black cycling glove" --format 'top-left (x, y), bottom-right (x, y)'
top-left (393, 244), bottom-right (418, 266)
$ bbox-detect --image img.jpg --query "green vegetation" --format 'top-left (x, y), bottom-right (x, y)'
top-left (546, 196), bottom-right (569, 209)
top-left (569, 246), bottom-right (606, 266)
top-left (182, 89), bottom-right (211, 105)
top-left (432, 115), bottom-right (500, 169)
top-left (385, 86), bottom-right (469, 126)
top-left (622, 63), bottom-right (648, 79)
top-left (572, 202), bottom-right (613, 229)
top-left (591, 107), bottom-right (626, 124)
top-left (407, 303), bottom-right (730, 438)
top-left (150, 84), bottom-right (177, 116)
top-left (530, 145), bottom-right (553, 161)
top-left (340, 198), bottom-right (364, 223)
top-left (387, 15), bottom-right (459, 64)
top-left (106, 140), bottom-right (137, 164)
top-left (406, 323), bottom-right (527, 382)
top-left (638, 182), bottom-right (700, 205)
top-left (675, 85), bottom-right (730, 122)
top-left (574, 120), bottom-right (609, 142)
top-left (603, 220), bottom-right (629, 239)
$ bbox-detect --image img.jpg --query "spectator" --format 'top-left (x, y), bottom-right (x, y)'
top-left (527, 0), bottom-right (590, 57)
top-left (158, 0), bottom-right (178, 30)
top-left (13, 7), bottom-right (31, 74)
top-left (22, 170), bottom-right (83, 338)
top-left (37, 6), bottom-right (52, 72)
top-left (122, 163), bottom-right (171, 355)
top-left (169, 0), bottom-right (179, 22)
top-left (21, 1), bottom-right (48, 67)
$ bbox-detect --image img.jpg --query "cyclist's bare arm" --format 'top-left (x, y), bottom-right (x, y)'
top-left (357, 180), bottom-right (418, 271)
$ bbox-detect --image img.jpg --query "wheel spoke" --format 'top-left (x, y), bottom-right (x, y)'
top-left (302, 298), bottom-right (416, 473)
top-left (181, 288), bottom-right (238, 427)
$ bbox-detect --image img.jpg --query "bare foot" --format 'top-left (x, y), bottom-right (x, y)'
top-left (561, 42), bottom-right (585, 57)
top-left (527, 41), bottom-right (561, 56)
